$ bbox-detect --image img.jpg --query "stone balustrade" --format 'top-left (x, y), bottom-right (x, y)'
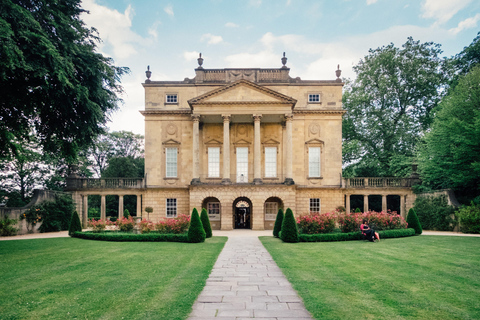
top-left (65, 178), bottom-right (144, 190)
top-left (343, 177), bottom-right (419, 188)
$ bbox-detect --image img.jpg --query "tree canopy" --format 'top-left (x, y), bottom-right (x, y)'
top-left (418, 64), bottom-right (480, 196)
top-left (0, 0), bottom-right (128, 162)
top-left (342, 37), bottom-right (449, 177)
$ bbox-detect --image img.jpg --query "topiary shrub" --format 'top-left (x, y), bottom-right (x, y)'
top-left (355, 208), bottom-right (362, 213)
top-left (123, 209), bottom-right (130, 218)
top-left (200, 208), bottom-right (213, 238)
top-left (280, 208), bottom-right (298, 243)
top-left (457, 204), bottom-right (480, 234)
top-left (413, 195), bottom-right (457, 231)
top-left (68, 211), bottom-right (82, 236)
top-left (273, 208), bottom-right (284, 237)
top-left (188, 208), bottom-right (206, 243)
top-left (407, 208), bottom-right (422, 235)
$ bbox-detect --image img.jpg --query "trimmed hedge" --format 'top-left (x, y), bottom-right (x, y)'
top-left (280, 208), bottom-right (299, 243)
top-left (200, 208), bottom-right (213, 238)
top-left (407, 208), bottom-right (422, 235)
top-left (71, 231), bottom-right (189, 242)
top-left (273, 208), bottom-right (284, 238)
top-left (188, 208), bottom-right (206, 243)
top-left (68, 211), bottom-right (82, 236)
top-left (299, 228), bottom-right (416, 242)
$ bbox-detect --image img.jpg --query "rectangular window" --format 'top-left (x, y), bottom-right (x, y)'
top-left (264, 147), bottom-right (277, 178)
top-left (207, 202), bottom-right (220, 221)
top-left (309, 147), bottom-right (321, 177)
top-left (265, 202), bottom-right (278, 221)
top-left (166, 147), bottom-right (177, 177)
top-left (310, 198), bottom-right (320, 213)
top-left (166, 198), bottom-right (177, 218)
top-left (166, 94), bottom-right (178, 103)
top-left (308, 94), bottom-right (320, 103)
top-left (236, 147), bottom-right (248, 182)
top-left (208, 147), bottom-right (220, 177)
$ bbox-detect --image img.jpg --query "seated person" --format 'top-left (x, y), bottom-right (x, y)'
top-left (360, 219), bottom-right (380, 242)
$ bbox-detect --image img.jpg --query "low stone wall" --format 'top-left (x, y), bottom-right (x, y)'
top-left (0, 190), bottom-right (71, 235)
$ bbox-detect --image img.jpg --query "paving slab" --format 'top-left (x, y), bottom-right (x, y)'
top-left (187, 235), bottom-right (313, 319)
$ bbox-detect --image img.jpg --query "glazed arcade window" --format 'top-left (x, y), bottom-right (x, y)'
top-left (207, 202), bottom-right (220, 221)
top-left (166, 198), bottom-right (177, 218)
top-left (308, 94), bottom-right (320, 103)
top-left (166, 94), bottom-right (178, 104)
top-left (265, 202), bottom-right (278, 221)
top-left (310, 198), bottom-right (320, 213)
top-left (264, 147), bottom-right (277, 178)
top-left (208, 147), bottom-right (220, 177)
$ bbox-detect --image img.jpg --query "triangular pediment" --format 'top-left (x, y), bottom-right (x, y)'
top-left (305, 138), bottom-right (324, 145)
top-left (205, 138), bottom-right (222, 145)
top-left (162, 138), bottom-right (181, 145)
top-left (188, 80), bottom-right (297, 106)
top-left (263, 138), bottom-right (280, 145)
top-left (233, 138), bottom-right (251, 146)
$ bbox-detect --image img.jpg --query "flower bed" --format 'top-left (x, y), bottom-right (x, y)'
top-left (297, 212), bottom-right (336, 234)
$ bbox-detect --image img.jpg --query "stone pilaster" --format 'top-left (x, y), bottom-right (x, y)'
top-left (222, 115), bottom-right (231, 184)
top-left (83, 195), bottom-right (88, 227)
top-left (382, 195), bottom-right (387, 212)
top-left (284, 114), bottom-right (294, 185)
top-left (363, 195), bottom-right (369, 213)
top-left (101, 195), bottom-right (106, 220)
top-left (253, 114), bottom-right (262, 185)
top-left (119, 195), bottom-right (124, 218)
top-left (345, 194), bottom-right (350, 214)
top-left (191, 114), bottom-right (201, 184)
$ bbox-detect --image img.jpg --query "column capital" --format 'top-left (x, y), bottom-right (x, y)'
top-left (284, 113), bottom-right (294, 121)
top-left (253, 114), bottom-right (262, 122)
top-left (222, 114), bottom-right (231, 122)
top-left (191, 114), bottom-right (201, 122)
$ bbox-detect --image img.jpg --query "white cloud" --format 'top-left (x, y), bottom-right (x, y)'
top-left (184, 51), bottom-right (200, 61)
top-left (148, 20), bottom-right (161, 39)
top-left (164, 4), bottom-right (174, 17)
top-left (366, 0), bottom-right (378, 5)
top-left (201, 33), bottom-right (224, 44)
top-left (421, 0), bottom-right (472, 24)
top-left (225, 22), bottom-right (239, 28)
top-left (81, 0), bottom-right (147, 60)
top-left (249, 0), bottom-right (262, 7)
top-left (449, 13), bottom-right (480, 35)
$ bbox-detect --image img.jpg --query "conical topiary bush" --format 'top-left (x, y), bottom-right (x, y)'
top-left (188, 208), bottom-right (206, 243)
top-left (200, 208), bottom-right (213, 238)
top-left (280, 208), bottom-right (298, 243)
top-left (273, 208), bottom-right (284, 238)
top-left (68, 211), bottom-right (82, 236)
top-left (407, 208), bottom-right (422, 235)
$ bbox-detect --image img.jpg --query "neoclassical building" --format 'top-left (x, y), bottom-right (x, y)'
top-left (140, 54), bottom-right (345, 230)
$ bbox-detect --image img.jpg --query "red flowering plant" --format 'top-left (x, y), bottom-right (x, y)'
top-left (116, 216), bottom-right (136, 232)
top-left (337, 211), bottom-right (363, 233)
top-left (155, 214), bottom-right (190, 234)
top-left (297, 212), bottom-right (337, 234)
top-left (87, 219), bottom-right (113, 233)
top-left (139, 219), bottom-right (154, 234)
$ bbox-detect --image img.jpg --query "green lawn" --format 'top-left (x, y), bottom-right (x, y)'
top-left (0, 237), bottom-right (227, 320)
top-left (260, 236), bottom-right (480, 320)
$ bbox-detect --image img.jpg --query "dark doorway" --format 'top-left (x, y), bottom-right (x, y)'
top-left (233, 198), bottom-right (251, 229)
top-left (387, 195), bottom-right (401, 214)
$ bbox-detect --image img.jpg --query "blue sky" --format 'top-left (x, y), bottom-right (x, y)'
top-left (80, 0), bottom-right (480, 135)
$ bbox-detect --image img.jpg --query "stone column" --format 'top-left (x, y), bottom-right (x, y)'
top-left (345, 194), bottom-right (351, 213)
top-left (253, 114), bottom-right (262, 185)
top-left (363, 195), bottom-right (369, 213)
top-left (382, 195), bottom-right (387, 212)
top-left (222, 115), bottom-right (231, 184)
top-left (137, 195), bottom-right (142, 218)
top-left (400, 195), bottom-right (406, 218)
top-left (284, 114), bottom-right (294, 185)
top-left (191, 114), bottom-right (201, 184)
top-left (118, 195), bottom-right (124, 219)
top-left (83, 195), bottom-right (88, 227)
top-left (101, 195), bottom-right (106, 220)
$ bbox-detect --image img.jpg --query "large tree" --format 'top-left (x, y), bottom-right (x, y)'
top-left (0, 0), bottom-right (128, 161)
top-left (418, 65), bottom-right (480, 197)
top-left (342, 37), bottom-right (450, 177)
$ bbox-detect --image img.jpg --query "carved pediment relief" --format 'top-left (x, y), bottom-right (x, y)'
top-left (188, 79), bottom-right (297, 106)
top-left (305, 138), bottom-right (324, 145)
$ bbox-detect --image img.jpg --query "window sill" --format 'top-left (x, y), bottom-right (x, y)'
top-left (164, 177), bottom-right (179, 180)
top-left (307, 176), bottom-right (323, 180)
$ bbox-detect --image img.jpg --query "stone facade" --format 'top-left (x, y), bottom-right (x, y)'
top-left (140, 56), bottom-right (347, 230)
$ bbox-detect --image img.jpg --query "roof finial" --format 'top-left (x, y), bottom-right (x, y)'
top-left (197, 53), bottom-right (204, 69)
top-left (335, 64), bottom-right (342, 82)
top-left (281, 52), bottom-right (287, 68)
top-left (145, 65), bottom-right (152, 83)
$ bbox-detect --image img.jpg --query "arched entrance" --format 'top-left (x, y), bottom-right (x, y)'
top-left (233, 197), bottom-right (252, 229)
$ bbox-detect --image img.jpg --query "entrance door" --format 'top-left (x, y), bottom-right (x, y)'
top-left (235, 206), bottom-right (251, 229)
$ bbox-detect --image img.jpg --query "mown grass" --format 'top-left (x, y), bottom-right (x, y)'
top-left (0, 237), bottom-right (227, 320)
top-left (260, 236), bottom-right (480, 320)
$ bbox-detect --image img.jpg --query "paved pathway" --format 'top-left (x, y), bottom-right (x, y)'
top-left (188, 232), bottom-right (313, 320)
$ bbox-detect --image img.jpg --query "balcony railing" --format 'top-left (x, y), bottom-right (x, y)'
top-left (66, 178), bottom-right (144, 190)
top-left (343, 177), bottom-right (419, 188)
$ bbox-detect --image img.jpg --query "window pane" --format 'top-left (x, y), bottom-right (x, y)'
top-left (308, 94), bottom-right (320, 102)
top-left (166, 198), bottom-right (177, 217)
top-left (237, 147), bottom-right (248, 182)
top-left (309, 147), bottom-right (320, 177)
top-left (310, 198), bottom-right (320, 213)
top-left (207, 202), bottom-right (220, 221)
top-left (166, 148), bottom-right (177, 177)
top-left (265, 202), bottom-right (278, 220)
top-left (208, 147), bottom-right (220, 177)
top-left (166, 94), bottom-right (177, 103)
top-left (265, 147), bottom-right (277, 178)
